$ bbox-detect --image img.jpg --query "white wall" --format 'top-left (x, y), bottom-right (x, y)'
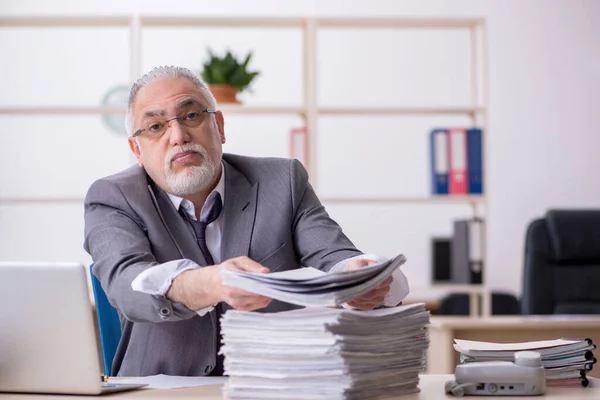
top-left (1, 0), bottom-right (599, 298)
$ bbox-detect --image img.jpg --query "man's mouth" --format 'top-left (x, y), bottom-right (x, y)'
top-left (171, 150), bottom-right (199, 163)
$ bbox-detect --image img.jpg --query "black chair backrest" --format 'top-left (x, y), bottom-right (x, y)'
top-left (522, 210), bottom-right (600, 315)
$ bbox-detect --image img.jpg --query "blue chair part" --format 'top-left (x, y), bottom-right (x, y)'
top-left (90, 264), bottom-right (122, 376)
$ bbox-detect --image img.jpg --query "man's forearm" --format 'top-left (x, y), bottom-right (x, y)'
top-left (167, 267), bottom-right (221, 311)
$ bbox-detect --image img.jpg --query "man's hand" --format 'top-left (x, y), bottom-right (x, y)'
top-left (345, 259), bottom-right (392, 310)
top-left (216, 257), bottom-right (273, 311)
top-left (166, 256), bottom-right (272, 312)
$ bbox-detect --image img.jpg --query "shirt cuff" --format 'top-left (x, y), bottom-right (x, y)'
top-left (330, 253), bottom-right (410, 308)
top-left (131, 259), bottom-right (215, 316)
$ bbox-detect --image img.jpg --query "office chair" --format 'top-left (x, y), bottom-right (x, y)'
top-left (522, 210), bottom-right (600, 314)
top-left (89, 264), bottom-right (122, 376)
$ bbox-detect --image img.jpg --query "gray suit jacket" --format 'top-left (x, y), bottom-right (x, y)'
top-left (84, 154), bottom-right (362, 376)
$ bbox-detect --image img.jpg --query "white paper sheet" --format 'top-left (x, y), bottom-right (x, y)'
top-left (220, 253), bottom-right (406, 307)
top-left (115, 374), bottom-right (227, 389)
top-left (454, 338), bottom-right (583, 352)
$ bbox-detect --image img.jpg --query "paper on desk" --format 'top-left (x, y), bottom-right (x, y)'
top-left (115, 374), bottom-right (227, 389)
top-left (455, 338), bottom-right (585, 352)
top-left (220, 303), bottom-right (430, 399)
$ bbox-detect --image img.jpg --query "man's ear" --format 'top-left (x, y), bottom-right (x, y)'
top-left (216, 111), bottom-right (226, 144)
top-left (128, 137), bottom-right (144, 166)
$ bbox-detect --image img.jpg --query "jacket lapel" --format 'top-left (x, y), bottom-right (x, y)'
top-left (147, 181), bottom-right (208, 266)
top-left (220, 160), bottom-right (258, 262)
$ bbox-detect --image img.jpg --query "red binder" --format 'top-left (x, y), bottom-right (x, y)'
top-left (448, 127), bottom-right (468, 195)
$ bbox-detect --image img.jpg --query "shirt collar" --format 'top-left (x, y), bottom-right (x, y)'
top-left (167, 162), bottom-right (225, 218)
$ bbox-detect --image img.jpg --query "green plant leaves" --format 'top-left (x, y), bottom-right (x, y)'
top-left (201, 48), bottom-right (260, 92)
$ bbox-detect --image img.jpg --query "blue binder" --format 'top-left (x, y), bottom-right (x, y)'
top-left (467, 128), bottom-right (483, 194)
top-left (430, 128), bottom-right (449, 195)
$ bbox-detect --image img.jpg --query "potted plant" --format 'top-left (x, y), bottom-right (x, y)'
top-left (201, 48), bottom-right (260, 104)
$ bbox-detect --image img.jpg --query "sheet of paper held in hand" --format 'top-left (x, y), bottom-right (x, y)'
top-left (220, 253), bottom-right (406, 307)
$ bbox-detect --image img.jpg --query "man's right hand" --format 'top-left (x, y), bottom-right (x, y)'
top-left (166, 256), bottom-right (273, 312)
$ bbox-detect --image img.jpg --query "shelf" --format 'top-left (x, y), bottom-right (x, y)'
top-left (218, 105), bottom-right (305, 115)
top-left (427, 284), bottom-right (488, 293)
top-left (142, 16), bottom-right (483, 29)
top-left (0, 16), bottom-right (131, 27)
top-left (0, 106), bottom-right (125, 115)
top-left (317, 17), bottom-right (483, 29)
top-left (318, 106), bottom-right (485, 116)
top-left (320, 195), bottom-right (485, 205)
top-left (141, 16), bottom-right (305, 28)
top-left (0, 197), bottom-right (84, 205)
top-left (0, 16), bottom-right (484, 29)
top-left (406, 284), bottom-right (488, 297)
top-left (0, 105), bottom-right (484, 117)
top-left (0, 105), bottom-right (305, 116)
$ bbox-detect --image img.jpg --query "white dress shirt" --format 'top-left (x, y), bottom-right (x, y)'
top-left (131, 163), bottom-right (410, 315)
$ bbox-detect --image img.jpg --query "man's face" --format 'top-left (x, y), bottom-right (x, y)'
top-left (128, 78), bottom-right (226, 197)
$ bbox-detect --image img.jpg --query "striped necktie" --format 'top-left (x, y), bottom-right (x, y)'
top-left (182, 192), bottom-right (222, 266)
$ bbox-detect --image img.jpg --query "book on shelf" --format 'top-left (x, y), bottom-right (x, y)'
top-left (448, 128), bottom-right (468, 195)
top-left (429, 127), bottom-right (483, 196)
top-left (451, 217), bottom-right (484, 284)
top-left (466, 128), bottom-right (483, 194)
top-left (430, 129), bottom-right (449, 195)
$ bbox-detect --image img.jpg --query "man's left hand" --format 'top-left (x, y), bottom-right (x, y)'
top-left (345, 259), bottom-right (392, 310)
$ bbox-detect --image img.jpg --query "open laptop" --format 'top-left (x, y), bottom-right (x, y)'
top-left (0, 262), bottom-right (146, 394)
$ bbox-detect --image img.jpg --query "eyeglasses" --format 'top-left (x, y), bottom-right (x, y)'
top-left (132, 108), bottom-right (217, 139)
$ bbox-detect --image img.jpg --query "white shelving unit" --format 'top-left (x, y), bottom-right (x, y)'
top-left (0, 15), bottom-right (489, 316)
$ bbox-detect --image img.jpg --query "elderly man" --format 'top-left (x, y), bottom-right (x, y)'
top-left (84, 66), bottom-right (409, 377)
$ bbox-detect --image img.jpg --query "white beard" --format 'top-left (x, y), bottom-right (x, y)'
top-left (164, 144), bottom-right (219, 197)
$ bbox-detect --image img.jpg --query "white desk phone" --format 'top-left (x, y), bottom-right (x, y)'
top-left (445, 351), bottom-right (546, 396)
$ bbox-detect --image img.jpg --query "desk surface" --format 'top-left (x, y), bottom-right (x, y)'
top-left (0, 375), bottom-right (597, 399)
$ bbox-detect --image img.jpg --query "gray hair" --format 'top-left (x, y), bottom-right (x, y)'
top-left (125, 66), bottom-right (217, 136)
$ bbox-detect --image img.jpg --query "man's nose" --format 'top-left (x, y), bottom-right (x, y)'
top-left (168, 119), bottom-right (191, 146)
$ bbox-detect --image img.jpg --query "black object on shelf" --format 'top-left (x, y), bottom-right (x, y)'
top-left (432, 237), bottom-right (452, 282)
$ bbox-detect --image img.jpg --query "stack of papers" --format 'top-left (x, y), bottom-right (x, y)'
top-left (454, 338), bottom-right (597, 387)
top-left (219, 253), bottom-right (406, 307)
top-left (220, 303), bottom-right (430, 400)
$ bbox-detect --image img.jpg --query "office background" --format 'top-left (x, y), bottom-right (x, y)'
top-left (0, 0), bottom-right (599, 300)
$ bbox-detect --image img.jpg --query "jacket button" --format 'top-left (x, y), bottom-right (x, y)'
top-left (204, 365), bottom-right (212, 374)
top-left (159, 308), bottom-right (171, 317)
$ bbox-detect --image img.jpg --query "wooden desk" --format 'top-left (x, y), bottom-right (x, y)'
top-left (0, 375), bottom-right (597, 399)
top-left (428, 316), bottom-right (600, 378)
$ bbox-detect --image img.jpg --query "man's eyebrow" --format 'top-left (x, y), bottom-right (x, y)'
top-left (141, 110), bottom-right (166, 120)
top-left (139, 98), bottom-right (204, 121)
top-left (176, 98), bottom-right (205, 111)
